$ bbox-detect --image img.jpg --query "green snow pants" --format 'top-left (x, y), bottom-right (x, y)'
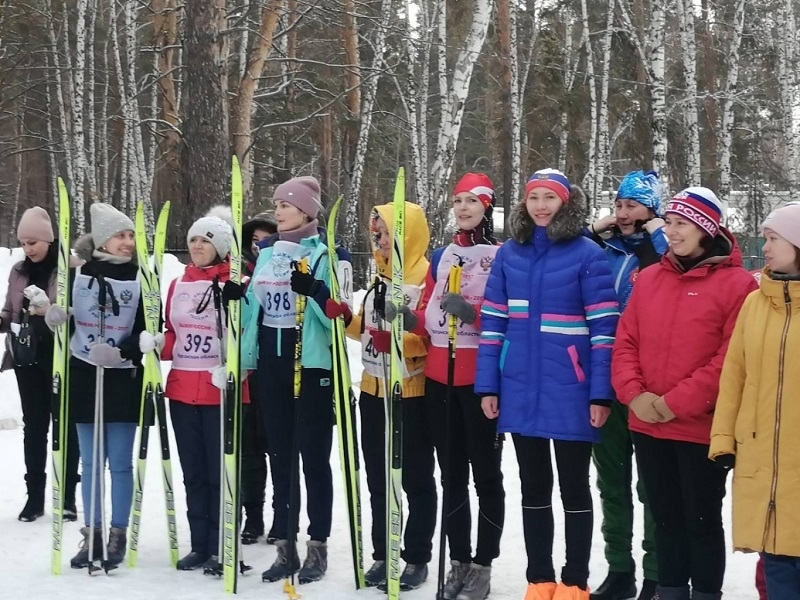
top-left (593, 401), bottom-right (658, 581)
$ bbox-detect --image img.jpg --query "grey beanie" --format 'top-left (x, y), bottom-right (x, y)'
top-left (90, 203), bottom-right (135, 248)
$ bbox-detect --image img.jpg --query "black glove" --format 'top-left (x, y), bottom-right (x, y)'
top-left (714, 454), bottom-right (735, 472)
top-left (290, 270), bottom-right (321, 297)
top-left (222, 281), bottom-right (244, 304)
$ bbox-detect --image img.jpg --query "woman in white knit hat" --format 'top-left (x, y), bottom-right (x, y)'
top-left (0, 207), bottom-right (80, 523)
top-left (156, 206), bottom-right (252, 573)
top-left (711, 202), bottom-right (800, 599)
top-left (45, 202), bottom-right (146, 570)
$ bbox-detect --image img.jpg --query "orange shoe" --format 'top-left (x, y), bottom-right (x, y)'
top-left (552, 582), bottom-right (590, 600)
top-left (525, 582), bottom-right (558, 600)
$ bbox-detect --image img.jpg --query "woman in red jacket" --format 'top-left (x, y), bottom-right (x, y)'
top-left (611, 187), bottom-right (756, 600)
top-left (155, 207), bottom-right (248, 573)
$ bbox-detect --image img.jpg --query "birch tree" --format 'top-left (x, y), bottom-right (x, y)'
top-left (580, 0), bottom-right (598, 210)
top-left (497, 0), bottom-right (523, 215)
top-left (647, 0), bottom-right (668, 190)
top-left (558, 8), bottom-right (579, 174)
top-left (676, 0), bottom-right (701, 184)
top-left (717, 0), bottom-right (746, 204)
top-left (778, 0), bottom-right (799, 194)
top-left (596, 0), bottom-right (615, 205)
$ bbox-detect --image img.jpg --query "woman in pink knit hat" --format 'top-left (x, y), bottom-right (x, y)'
top-left (0, 207), bottom-right (80, 523)
top-left (711, 202), bottom-right (800, 599)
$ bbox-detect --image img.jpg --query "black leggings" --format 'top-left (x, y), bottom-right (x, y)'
top-left (513, 435), bottom-right (593, 589)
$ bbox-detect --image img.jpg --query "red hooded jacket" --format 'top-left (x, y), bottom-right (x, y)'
top-left (611, 229), bottom-right (756, 444)
top-left (162, 261), bottom-right (250, 405)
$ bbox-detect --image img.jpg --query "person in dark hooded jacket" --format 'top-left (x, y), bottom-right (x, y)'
top-left (475, 169), bottom-right (619, 600)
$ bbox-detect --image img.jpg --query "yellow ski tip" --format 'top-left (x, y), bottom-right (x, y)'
top-left (282, 578), bottom-right (301, 599)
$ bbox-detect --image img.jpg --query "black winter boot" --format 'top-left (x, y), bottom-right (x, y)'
top-left (637, 579), bottom-right (658, 600)
top-left (70, 526), bottom-right (104, 569)
top-left (591, 571), bottom-right (637, 600)
top-left (364, 560), bottom-right (386, 587)
top-left (18, 473), bottom-right (46, 522)
top-left (261, 539), bottom-right (300, 582)
top-left (176, 551), bottom-right (207, 571)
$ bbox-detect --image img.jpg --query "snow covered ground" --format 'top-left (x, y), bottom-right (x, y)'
top-left (0, 251), bottom-right (758, 598)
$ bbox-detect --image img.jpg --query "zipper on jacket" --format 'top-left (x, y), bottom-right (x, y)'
top-left (762, 281), bottom-right (790, 552)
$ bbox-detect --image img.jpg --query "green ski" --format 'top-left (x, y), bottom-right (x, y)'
top-left (129, 201), bottom-right (178, 567)
top-left (327, 195), bottom-right (365, 589)
top-left (222, 156), bottom-right (244, 593)
top-left (387, 168), bottom-right (405, 600)
top-left (51, 178), bottom-right (71, 575)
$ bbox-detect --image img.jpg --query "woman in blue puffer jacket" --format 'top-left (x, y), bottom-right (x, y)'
top-left (475, 169), bottom-right (619, 600)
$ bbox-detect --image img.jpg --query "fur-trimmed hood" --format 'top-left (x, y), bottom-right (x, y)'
top-left (509, 186), bottom-right (587, 243)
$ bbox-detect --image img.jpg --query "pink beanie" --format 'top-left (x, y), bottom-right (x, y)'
top-left (17, 207), bottom-right (54, 243)
top-left (273, 176), bottom-right (322, 219)
top-left (762, 204), bottom-right (800, 249)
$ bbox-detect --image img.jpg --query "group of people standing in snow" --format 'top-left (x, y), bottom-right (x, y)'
top-left (4, 166), bottom-right (799, 600)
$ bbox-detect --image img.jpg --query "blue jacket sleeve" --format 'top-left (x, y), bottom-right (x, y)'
top-left (579, 244), bottom-right (620, 401)
top-left (650, 227), bottom-right (669, 256)
top-left (474, 244), bottom-right (509, 395)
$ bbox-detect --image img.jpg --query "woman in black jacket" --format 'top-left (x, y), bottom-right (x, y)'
top-left (1, 207), bottom-right (80, 522)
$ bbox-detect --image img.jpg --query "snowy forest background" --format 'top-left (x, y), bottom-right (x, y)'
top-left (0, 0), bottom-right (796, 276)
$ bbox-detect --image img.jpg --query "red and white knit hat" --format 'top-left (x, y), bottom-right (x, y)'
top-left (453, 173), bottom-right (495, 210)
top-left (666, 187), bottom-right (723, 237)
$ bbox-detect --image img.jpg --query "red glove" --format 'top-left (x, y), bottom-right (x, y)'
top-left (325, 298), bottom-right (352, 322)
top-left (371, 330), bottom-right (391, 354)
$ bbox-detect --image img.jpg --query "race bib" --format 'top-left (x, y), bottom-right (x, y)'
top-left (251, 241), bottom-right (313, 328)
top-left (361, 281), bottom-right (423, 379)
top-left (70, 272), bottom-right (140, 368)
top-left (169, 279), bottom-right (223, 371)
top-left (425, 244), bottom-right (497, 348)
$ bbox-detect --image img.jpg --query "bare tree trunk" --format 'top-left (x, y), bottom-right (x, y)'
top-left (281, 0), bottom-right (298, 178)
top-left (230, 0), bottom-right (283, 200)
top-left (339, 0), bottom-right (361, 210)
top-left (647, 0), bottom-right (669, 192)
top-left (558, 8), bottom-right (578, 174)
top-left (717, 0), bottom-right (746, 205)
top-left (580, 0), bottom-right (598, 212)
top-left (779, 0), bottom-right (798, 194)
top-left (345, 0), bottom-right (392, 249)
top-left (497, 0), bottom-right (522, 218)
top-left (677, 0), bottom-right (701, 184)
top-left (597, 0), bottom-right (615, 206)
top-left (181, 0), bottom-right (229, 228)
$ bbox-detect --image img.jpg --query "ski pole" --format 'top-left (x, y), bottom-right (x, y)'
top-left (436, 263), bottom-right (463, 600)
top-left (283, 258), bottom-right (308, 600)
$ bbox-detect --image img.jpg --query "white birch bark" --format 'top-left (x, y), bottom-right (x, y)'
top-left (677, 0), bottom-right (700, 184)
top-left (718, 0), bottom-right (746, 204)
top-left (778, 0), bottom-right (798, 194)
top-left (558, 8), bottom-right (578, 174)
top-left (346, 0), bottom-right (392, 236)
top-left (647, 0), bottom-right (669, 193)
top-left (71, 0), bottom-right (91, 207)
top-left (100, 2), bottom-right (111, 205)
top-left (508, 0), bottom-right (522, 197)
top-left (86, 0), bottom-right (98, 201)
top-left (580, 0), bottom-right (598, 211)
top-left (597, 0), bottom-right (615, 203)
top-left (427, 0), bottom-right (493, 236)
top-left (110, 3), bottom-right (129, 211)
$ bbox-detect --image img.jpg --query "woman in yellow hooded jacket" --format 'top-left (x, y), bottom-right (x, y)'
top-left (345, 200), bottom-right (434, 590)
top-left (710, 202), bottom-right (800, 598)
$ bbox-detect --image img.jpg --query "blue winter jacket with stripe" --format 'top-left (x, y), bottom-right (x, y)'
top-left (474, 226), bottom-right (619, 442)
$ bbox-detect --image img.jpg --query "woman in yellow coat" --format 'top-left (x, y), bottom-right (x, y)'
top-left (710, 202), bottom-right (800, 598)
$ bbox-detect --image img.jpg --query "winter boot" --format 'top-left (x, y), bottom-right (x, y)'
top-left (553, 583), bottom-right (590, 600)
top-left (364, 560), bottom-right (387, 587)
top-left (298, 540), bottom-right (328, 584)
top-left (525, 582), bottom-right (558, 600)
top-left (637, 580), bottom-right (658, 600)
top-left (176, 551), bottom-right (207, 571)
top-left (443, 560), bottom-right (472, 599)
top-left (242, 502), bottom-right (265, 545)
top-left (70, 526), bottom-right (104, 569)
top-left (591, 571), bottom-right (637, 600)
top-left (653, 586), bottom-right (690, 600)
top-left (202, 555), bottom-right (223, 576)
top-left (104, 527), bottom-right (127, 569)
top-left (18, 474), bottom-right (46, 522)
top-left (378, 562), bottom-right (429, 592)
top-left (266, 525), bottom-right (278, 545)
top-left (261, 539), bottom-right (300, 582)
top-left (456, 563), bottom-right (492, 600)
top-left (690, 591), bottom-right (721, 600)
